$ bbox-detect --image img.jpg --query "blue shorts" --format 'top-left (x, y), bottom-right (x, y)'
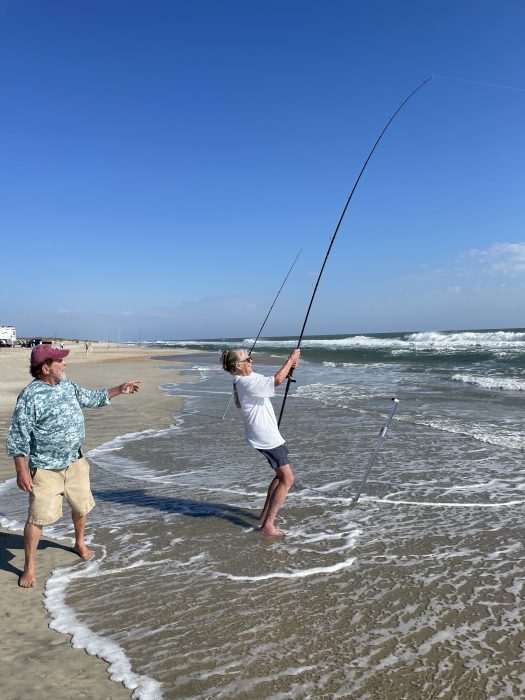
top-left (257, 443), bottom-right (290, 470)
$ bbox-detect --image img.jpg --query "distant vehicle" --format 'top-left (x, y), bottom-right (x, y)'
top-left (0, 326), bottom-right (17, 347)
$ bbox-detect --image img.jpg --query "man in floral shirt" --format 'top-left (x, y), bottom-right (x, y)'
top-left (7, 344), bottom-right (140, 588)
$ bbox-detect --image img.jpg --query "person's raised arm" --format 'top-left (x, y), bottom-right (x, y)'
top-left (108, 381), bottom-right (141, 400)
top-left (274, 350), bottom-right (300, 387)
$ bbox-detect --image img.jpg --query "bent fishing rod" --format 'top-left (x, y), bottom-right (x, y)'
top-left (222, 248), bottom-right (302, 419)
top-left (278, 76), bottom-right (433, 427)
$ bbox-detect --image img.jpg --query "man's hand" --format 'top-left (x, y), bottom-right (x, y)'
top-left (119, 380), bottom-right (141, 395)
top-left (108, 380), bottom-right (141, 399)
top-left (14, 457), bottom-right (33, 492)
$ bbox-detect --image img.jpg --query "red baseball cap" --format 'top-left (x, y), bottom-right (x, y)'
top-left (30, 345), bottom-right (70, 366)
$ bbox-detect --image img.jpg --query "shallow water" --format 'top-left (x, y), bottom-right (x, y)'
top-left (2, 334), bottom-right (525, 699)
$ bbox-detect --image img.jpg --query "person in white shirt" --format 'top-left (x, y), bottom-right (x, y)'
top-left (221, 348), bottom-right (300, 536)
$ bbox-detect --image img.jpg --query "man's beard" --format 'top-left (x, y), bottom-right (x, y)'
top-left (50, 368), bottom-right (66, 383)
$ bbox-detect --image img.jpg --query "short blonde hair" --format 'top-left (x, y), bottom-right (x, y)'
top-left (221, 348), bottom-right (248, 375)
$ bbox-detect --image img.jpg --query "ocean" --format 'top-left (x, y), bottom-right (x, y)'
top-left (1, 328), bottom-right (525, 699)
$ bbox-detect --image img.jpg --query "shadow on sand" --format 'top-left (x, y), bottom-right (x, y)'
top-left (0, 531), bottom-right (73, 579)
top-left (94, 489), bottom-right (259, 529)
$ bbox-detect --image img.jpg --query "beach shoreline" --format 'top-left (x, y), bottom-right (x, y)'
top-left (0, 343), bottom-right (198, 699)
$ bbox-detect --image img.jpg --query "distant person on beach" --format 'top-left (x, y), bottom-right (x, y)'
top-left (6, 344), bottom-right (141, 588)
top-left (221, 348), bottom-right (300, 536)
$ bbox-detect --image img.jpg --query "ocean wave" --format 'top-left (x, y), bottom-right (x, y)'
top-left (248, 330), bottom-right (525, 353)
top-left (408, 330), bottom-right (525, 344)
top-left (405, 330), bottom-right (525, 353)
top-left (153, 330), bottom-right (525, 356)
top-left (451, 373), bottom-right (525, 392)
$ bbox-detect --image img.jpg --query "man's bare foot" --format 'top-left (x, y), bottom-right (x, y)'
top-left (73, 545), bottom-right (94, 561)
top-left (259, 525), bottom-right (285, 537)
top-left (18, 570), bottom-right (36, 588)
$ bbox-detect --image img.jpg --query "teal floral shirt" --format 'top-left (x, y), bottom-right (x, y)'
top-left (7, 379), bottom-right (110, 469)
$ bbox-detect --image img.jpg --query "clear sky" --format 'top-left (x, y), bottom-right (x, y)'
top-left (1, 0), bottom-right (524, 341)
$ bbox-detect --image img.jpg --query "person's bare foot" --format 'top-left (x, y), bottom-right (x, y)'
top-left (18, 569), bottom-right (36, 588)
top-left (259, 525), bottom-right (285, 537)
top-left (73, 544), bottom-right (94, 561)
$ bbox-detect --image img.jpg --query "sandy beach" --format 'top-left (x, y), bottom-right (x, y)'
top-left (0, 342), bottom-right (194, 699)
top-left (1, 334), bottom-right (524, 698)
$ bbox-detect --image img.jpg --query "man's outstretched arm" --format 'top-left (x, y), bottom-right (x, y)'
top-left (108, 381), bottom-right (141, 399)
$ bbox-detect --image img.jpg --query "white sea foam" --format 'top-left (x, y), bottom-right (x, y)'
top-left (67, 557), bottom-right (177, 579)
top-left (0, 477), bottom-right (15, 493)
top-left (87, 426), bottom-right (182, 483)
top-left (219, 556), bottom-right (356, 581)
top-left (451, 373), bottom-right (525, 392)
top-left (396, 412), bottom-right (525, 451)
top-left (89, 452), bottom-right (174, 484)
top-left (161, 386), bottom-right (231, 396)
top-left (89, 425), bottom-right (178, 454)
top-left (295, 382), bottom-right (384, 404)
top-left (45, 559), bottom-right (163, 699)
top-left (0, 515), bottom-right (25, 531)
top-left (371, 496), bottom-right (525, 508)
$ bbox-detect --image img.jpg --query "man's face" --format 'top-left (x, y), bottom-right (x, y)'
top-left (47, 358), bottom-right (66, 383)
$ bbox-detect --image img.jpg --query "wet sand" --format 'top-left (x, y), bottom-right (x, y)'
top-left (0, 342), bottom-right (195, 699)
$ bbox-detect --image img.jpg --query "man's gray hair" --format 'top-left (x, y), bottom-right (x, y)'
top-left (221, 348), bottom-right (247, 375)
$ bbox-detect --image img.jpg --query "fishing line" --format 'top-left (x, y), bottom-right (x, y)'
top-left (434, 74), bottom-right (525, 94)
top-left (278, 76), bottom-right (433, 426)
top-left (246, 248), bottom-right (302, 356)
top-left (222, 249), bottom-right (302, 419)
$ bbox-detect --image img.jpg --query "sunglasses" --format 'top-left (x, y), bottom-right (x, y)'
top-left (239, 357), bottom-right (253, 363)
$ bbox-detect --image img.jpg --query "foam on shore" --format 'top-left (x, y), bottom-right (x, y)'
top-left (45, 556), bottom-right (163, 699)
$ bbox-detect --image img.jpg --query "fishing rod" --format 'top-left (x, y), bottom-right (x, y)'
top-left (352, 398), bottom-right (399, 502)
top-left (278, 76), bottom-right (433, 427)
top-left (222, 248), bottom-right (302, 419)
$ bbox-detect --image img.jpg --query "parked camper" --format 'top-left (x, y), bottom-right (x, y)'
top-left (0, 326), bottom-right (17, 347)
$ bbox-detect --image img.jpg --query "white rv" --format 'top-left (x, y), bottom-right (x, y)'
top-left (0, 326), bottom-right (17, 347)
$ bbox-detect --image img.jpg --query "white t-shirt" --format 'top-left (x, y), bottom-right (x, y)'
top-left (233, 372), bottom-right (285, 450)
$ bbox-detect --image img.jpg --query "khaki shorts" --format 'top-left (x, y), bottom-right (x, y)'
top-left (28, 457), bottom-right (96, 526)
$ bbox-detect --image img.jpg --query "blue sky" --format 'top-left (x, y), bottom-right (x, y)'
top-left (1, 0), bottom-right (524, 341)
